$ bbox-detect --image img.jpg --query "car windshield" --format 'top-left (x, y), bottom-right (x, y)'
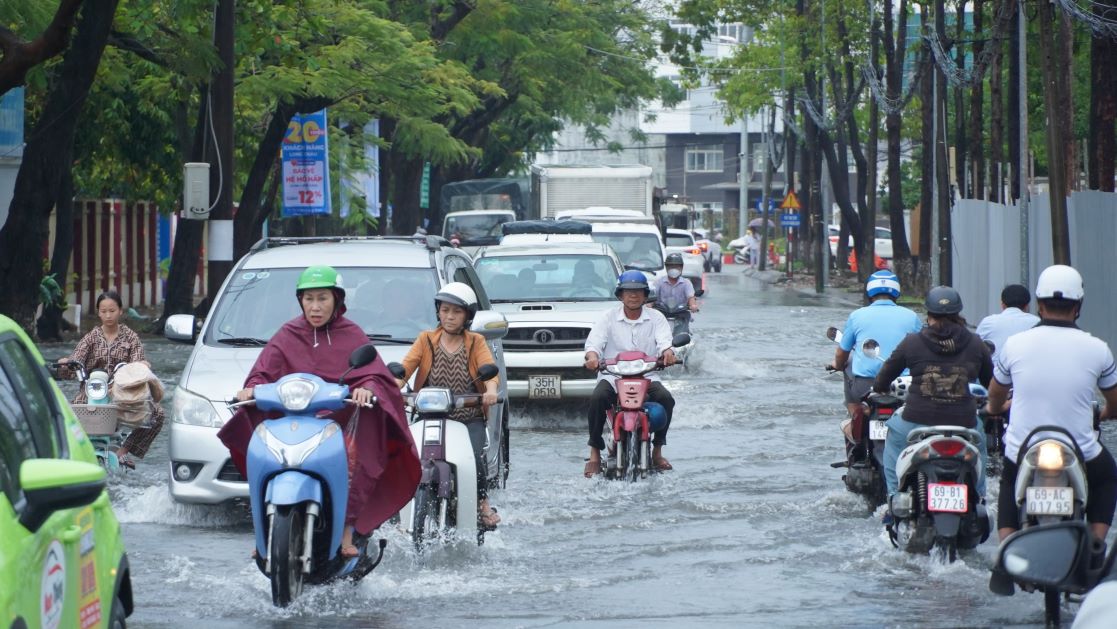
top-left (205, 267), bottom-right (438, 345)
top-left (591, 233), bottom-right (663, 271)
top-left (444, 214), bottom-right (513, 246)
top-left (665, 234), bottom-right (693, 247)
top-left (475, 254), bottom-right (618, 302)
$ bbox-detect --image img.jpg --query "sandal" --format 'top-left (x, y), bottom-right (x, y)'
top-left (584, 459), bottom-right (603, 478)
top-left (653, 457), bottom-right (673, 471)
top-left (479, 508), bottom-right (501, 531)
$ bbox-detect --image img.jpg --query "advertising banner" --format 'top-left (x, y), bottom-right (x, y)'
top-left (282, 109), bottom-right (330, 216)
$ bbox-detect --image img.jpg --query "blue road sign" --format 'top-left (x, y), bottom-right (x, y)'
top-left (780, 213), bottom-right (801, 227)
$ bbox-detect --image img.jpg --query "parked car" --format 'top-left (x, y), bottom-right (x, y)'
top-left (829, 224), bottom-right (893, 260)
top-left (0, 314), bottom-right (133, 626)
top-left (163, 236), bottom-right (511, 504)
top-left (663, 228), bottom-right (707, 296)
top-left (473, 241), bottom-right (623, 400)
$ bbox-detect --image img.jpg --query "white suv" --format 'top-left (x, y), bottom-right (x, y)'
top-left (162, 236), bottom-right (510, 504)
top-left (473, 241), bottom-right (622, 399)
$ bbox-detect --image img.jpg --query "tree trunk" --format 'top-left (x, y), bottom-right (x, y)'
top-left (989, 0), bottom-right (1004, 202)
top-left (36, 165), bottom-right (75, 340)
top-left (919, 42), bottom-right (934, 271)
top-left (387, 152), bottom-right (424, 234)
top-left (954, 1), bottom-right (967, 198)
top-left (1007, 4), bottom-right (1021, 200)
top-left (1038, 0), bottom-right (1071, 263)
top-left (0, 0), bottom-right (119, 332)
top-left (884, 0), bottom-right (914, 284)
top-left (969, 0), bottom-right (986, 199)
top-left (1089, 16), bottom-right (1117, 191)
top-left (935, 0), bottom-right (952, 283)
top-left (864, 12), bottom-right (881, 280)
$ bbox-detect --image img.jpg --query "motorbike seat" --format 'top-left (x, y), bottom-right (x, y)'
top-left (906, 425), bottom-right (983, 446)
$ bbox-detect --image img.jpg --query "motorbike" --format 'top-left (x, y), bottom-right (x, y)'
top-left (230, 344), bottom-right (387, 607)
top-left (598, 333), bottom-right (690, 482)
top-left (49, 360), bottom-right (153, 471)
top-left (653, 301), bottom-right (696, 366)
top-left (386, 361), bottom-right (501, 549)
top-left (994, 424), bottom-right (1105, 625)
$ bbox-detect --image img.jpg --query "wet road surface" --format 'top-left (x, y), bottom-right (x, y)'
top-left (40, 267), bottom-right (1117, 627)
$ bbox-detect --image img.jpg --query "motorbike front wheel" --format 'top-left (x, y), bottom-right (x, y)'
top-left (270, 505), bottom-right (305, 607)
top-left (411, 485), bottom-right (441, 550)
top-left (621, 431), bottom-right (642, 483)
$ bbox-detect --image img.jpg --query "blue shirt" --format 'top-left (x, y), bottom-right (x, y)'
top-left (840, 300), bottom-right (922, 377)
top-left (653, 276), bottom-right (694, 309)
top-left (975, 307), bottom-right (1039, 361)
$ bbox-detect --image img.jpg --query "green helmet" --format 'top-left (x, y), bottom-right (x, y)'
top-left (296, 265), bottom-right (344, 292)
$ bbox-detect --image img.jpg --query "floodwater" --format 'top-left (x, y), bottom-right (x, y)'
top-left (40, 267), bottom-right (1116, 627)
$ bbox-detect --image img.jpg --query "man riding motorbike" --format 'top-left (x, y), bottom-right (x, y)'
top-left (394, 282), bottom-right (502, 530)
top-left (986, 265), bottom-right (1117, 593)
top-left (975, 283), bottom-right (1039, 362)
top-left (654, 253), bottom-right (699, 334)
top-left (828, 270), bottom-right (922, 451)
top-left (218, 265), bottom-right (420, 558)
top-left (873, 286), bottom-right (993, 505)
top-left (583, 271), bottom-right (677, 478)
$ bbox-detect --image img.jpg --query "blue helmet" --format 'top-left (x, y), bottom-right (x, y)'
top-left (615, 270), bottom-right (649, 297)
top-left (644, 402), bottom-right (668, 433)
top-left (866, 270), bottom-right (901, 299)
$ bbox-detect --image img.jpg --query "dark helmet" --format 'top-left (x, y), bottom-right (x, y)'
top-left (665, 252), bottom-right (684, 267)
top-left (925, 285), bottom-right (963, 315)
top-left (615, 270), bottom-right (650, 298)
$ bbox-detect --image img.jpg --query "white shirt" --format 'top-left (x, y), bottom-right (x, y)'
top-left (585, 305), bottom-right (672, 385)
top-left (976, 307), bottom-right (1039, 361)
top-left (995, 323), bottom-right (1117, 461)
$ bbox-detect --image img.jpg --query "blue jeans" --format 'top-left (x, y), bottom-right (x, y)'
top-left (883, 410), bottom-right (987, 497)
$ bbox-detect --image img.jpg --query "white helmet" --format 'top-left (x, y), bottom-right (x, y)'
top-left (434, 282), bottom-right (479, 320)
top-left (891, 376), bottom-right (911, 401)
top-left (1035, 264), bottom-right (1084, 301)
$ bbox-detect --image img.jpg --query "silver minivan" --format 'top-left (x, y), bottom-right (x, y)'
top-left (163, 236), bottom-right (509, 504)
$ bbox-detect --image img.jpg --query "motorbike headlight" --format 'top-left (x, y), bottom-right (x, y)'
top-left (87, 371), bottom-right (110, 402)
top-left (276, 378), bottom-right (318, 412)
top-left (255, 422), bottom-right (339, 466)
top-left (414, 389), bottom-right (452, 413)
top-left (609, 359), bottom-right (651, 376)
top-left (172, 386), bottom-right (220, 427)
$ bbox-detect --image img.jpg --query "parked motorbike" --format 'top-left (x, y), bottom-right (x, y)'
top-left (598, 333), bottom-right (690, 482)
top-left (49, 360), bottom-right (153, 471)
top-left (230, 345), bottom-right (387, 607)
top-left (387, 361), bottom-right (501, 549)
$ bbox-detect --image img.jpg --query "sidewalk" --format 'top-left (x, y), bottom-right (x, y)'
top-left (738, 265), bottom-right (864, 308)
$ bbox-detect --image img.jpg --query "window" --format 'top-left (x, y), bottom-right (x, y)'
top-left (685, 146), bottom-right (723, 173)
top-left (665, 234), bottom-right (695, 247)
top-left (0, 341), bottom-right (59, 503)
top-left (475, 254), bottom-right (618, 302)
top-left (0, 338), bottom-right (59, 459)
top-left (444, 256), bottom-right (491, 310)
top-left (718, 23), bottom-right (746, 43)
top-left (753, 145), bottom-right (768, 173)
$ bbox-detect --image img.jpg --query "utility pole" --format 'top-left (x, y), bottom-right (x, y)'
top-left (760, 106), bottom-right (773, 271)
top-left (205, 0), bottom-right (235, 307)
top-left (1018, 0), bottom-right (1030, 286)
top-left (739, 119), bottom-right (748, 240)
top-left (818, 0), bottom-right (830, 290)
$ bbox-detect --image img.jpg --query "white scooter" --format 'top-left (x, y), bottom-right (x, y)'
top-left (388, 362), bottom-right (501, 548)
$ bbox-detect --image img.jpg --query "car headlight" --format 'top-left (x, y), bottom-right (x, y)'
top-left (414, 389), bottom-right (453, 413)
top-left (255, 422), bottom-right (339, 466)
top-left (172, 386), bottom-right (220, 427)
top-left (608, 359), bottom-right (652, 376)
top-left (277, 378), bottom-right (318, 412)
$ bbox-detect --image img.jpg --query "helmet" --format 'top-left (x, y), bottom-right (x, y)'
top-left (644, 402), bottom-right (668, 432)
top-left (865, 270), bottom-right (901, 299)
top-left (1035, 264), bottom-right (1084, 301)
top-left (296, 265), bottom-right (344, 295)
top-left (665, 253), bottom-right (684, 267)
top-left (615, 270), bottom-right (650, 297)
top-left (925, 285), bottom-right (963, 315)
top-left (891, 376), bottom-right (911, 401)
top-left (434, 282), bottom-right (479, 321)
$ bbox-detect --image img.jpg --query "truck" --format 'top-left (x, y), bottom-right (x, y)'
top-left (530, 164), bottom-right (654, 219)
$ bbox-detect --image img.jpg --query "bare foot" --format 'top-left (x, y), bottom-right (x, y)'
top-left (339, 525), bottom-right (358, 557)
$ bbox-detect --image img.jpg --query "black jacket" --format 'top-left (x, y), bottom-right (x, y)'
top-left (873, 321), bottom-right (994, 428)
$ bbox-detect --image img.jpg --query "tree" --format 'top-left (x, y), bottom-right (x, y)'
top-left (0, 0), bottom-right (84, 96)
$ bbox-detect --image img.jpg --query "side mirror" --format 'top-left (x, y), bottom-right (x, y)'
top-left (18, 459), bottom-right (106, 532)
top-left (164, 314), bottom-right (198, 343)
top-left (476, 364), bottom-right (499, 382)
top-left (672, 333), bottom-right (691, 348)
top-left (825, 326), bottom-right (841, 342)
top-left (386, 362), bottom-right (406, 380)
top-left (470, 310), bottom-right (508, 341)
top-left (996, 521), bottom-right (1091, 589)
top-left (862, 339), bottom-right (881, 360)
top-left (348, 344), bottom-right (379, 368)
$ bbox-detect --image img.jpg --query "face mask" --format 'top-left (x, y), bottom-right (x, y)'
top-left (667, 268), bottom-right (682, 279)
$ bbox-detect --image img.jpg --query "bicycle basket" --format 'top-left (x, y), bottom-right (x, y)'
top-left (71, 404), bottom-right (121, 436)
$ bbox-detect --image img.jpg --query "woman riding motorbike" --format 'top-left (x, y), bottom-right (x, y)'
top-left (394, 282), bottom-right (502, 530)
top-left (57, 290), bottom-right (165, 468)
top-left (218, 265), bottom-right (420, 557)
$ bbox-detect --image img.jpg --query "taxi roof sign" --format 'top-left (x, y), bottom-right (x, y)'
top-left (779, 191), bottom-right (801, 210)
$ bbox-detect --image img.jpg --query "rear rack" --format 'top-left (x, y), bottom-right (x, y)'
top-left (249, 235), bottom-right (449, 252)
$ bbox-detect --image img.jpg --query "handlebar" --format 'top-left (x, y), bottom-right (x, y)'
top-left (225, 397), bottom-right (378, 410)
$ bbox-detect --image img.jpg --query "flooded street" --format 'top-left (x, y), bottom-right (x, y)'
top-left (41, 267), bottom-right (1117, 627)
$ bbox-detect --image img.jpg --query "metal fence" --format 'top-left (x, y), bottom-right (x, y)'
top-left (952, 191), bottom-right (1117, 349)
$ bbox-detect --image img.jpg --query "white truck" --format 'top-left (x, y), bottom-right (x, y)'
top-left (530, 164), bottom-right (654, 218)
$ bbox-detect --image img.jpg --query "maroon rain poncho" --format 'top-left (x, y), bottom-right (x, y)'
top-left (217, 310), bottom-right (420, 535)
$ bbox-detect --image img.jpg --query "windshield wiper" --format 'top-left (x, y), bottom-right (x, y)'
top-left (366, 334), bottom-right (416, 344)
top-left (216, 337), bottom-right (269, 346)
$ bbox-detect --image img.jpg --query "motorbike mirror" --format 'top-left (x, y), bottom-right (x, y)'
top-left (386, 362), bottom-right (406, 380)
top-left (997, 522), bottom-right (1090, 588)
top-left (475, 364), bottom-right (499, 382)
top-left (349, 344), bottom-right (378, 368)
top-left (672, 333), bottom-right (691, 348)
top-left (862, 339), bottom-right (881, 360)
top-left (825, 326), bottom-right (840, 342)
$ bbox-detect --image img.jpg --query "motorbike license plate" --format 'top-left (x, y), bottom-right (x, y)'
top-left (1026, 486), bottom-right (1074, 516)
top-left (869, 420), bottom-right (889, 440)
top-left (528, 375), bottom-right (561, 399)
top-left (927, 482), bottom-right (968, 513)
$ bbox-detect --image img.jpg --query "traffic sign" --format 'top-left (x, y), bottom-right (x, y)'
top-left (779, 191), bottom-right (801, 210)
top-left (780, 213), bottom-right (801, 227)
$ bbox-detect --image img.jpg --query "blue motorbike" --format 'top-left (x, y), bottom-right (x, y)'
top-left (231, 345), bottom-right (386, 607)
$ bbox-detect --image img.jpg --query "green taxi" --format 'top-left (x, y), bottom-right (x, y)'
top-left (0, 315), bottom-right (133, 628)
